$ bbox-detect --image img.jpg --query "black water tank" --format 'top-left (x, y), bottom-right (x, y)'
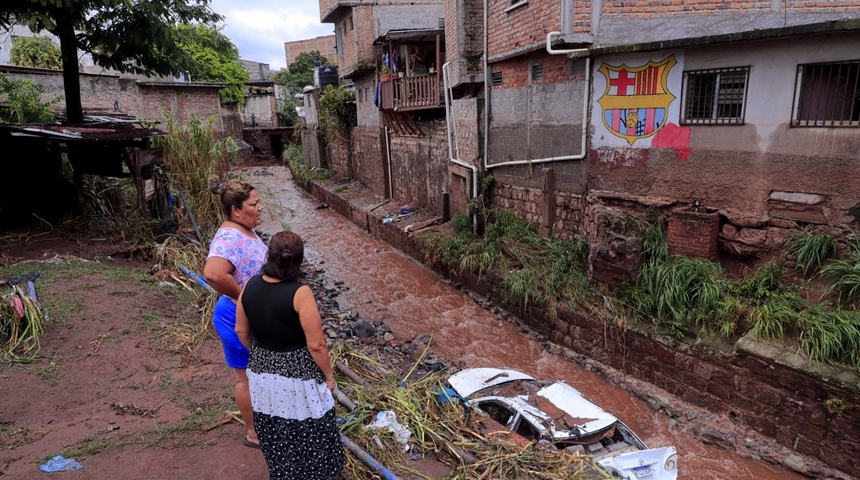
top-left (318, 65), bottom-right (339, 90)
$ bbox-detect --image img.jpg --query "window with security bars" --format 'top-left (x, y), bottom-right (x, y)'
top-left (491, 71), bottom-right (503, 87)
top-left (531, 64), bottom-right (543, 82)
top-left (681, 67), bottom-right (749, 125)
top-left (792, 60), bottom-right (860, 127)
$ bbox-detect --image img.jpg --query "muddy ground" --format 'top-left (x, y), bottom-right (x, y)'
top-left (0, 221), bottom-right (455, 479)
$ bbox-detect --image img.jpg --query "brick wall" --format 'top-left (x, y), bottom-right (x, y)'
top-left (445, 0), bottom-right (485, 85)
top-left (284, 35), bottom-right (337, 68)
top-left (354, 7), bottom-right (377, 68)
top-left (138, 85), bottom-right (224, 130)
top-left (326, 129), bottom-right (351, 175)
top-left (486, 0), bottom-right (591, 59)
top-left (786, 0), bottom-right (860, 10)
top-left (355, 76), bottom-right (381, 128)
top-left (389, 119), bottom-right (449, 214)
top-left (487, 52), bottom-right (587, 183)
top-left (0, 67), bottom-right (123, 115)
top-left (601, 0), bottom-right (771, 17)
top-left (352, 126), bottom-right (387, 196)
top-left (0, 66), bottom-right (230, 134)
top-left (336, 16), bottom-right (357, 73)
top-left (667, 208), bottom-right (720, 261)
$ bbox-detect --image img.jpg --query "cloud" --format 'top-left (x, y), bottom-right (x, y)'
top-left (210, 0), bottom-right (334, 70)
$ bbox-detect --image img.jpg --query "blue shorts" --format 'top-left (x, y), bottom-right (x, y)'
top-left (213, 296), bottom-right (249, 369)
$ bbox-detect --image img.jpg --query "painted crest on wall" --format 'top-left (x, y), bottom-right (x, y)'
top-left (597, 55), bottom-right (677, 145)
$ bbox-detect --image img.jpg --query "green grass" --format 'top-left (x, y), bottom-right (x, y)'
top-left (56, 437), bottom-right (119, 460)
top-left (796, 306), bottom-right (860, 369)
top-left (790, 227), bottom-right (837, 276)
top-left (820, 249), bottom-right (860, 307)
top-left (419, 208), bottom-right (590, 316)
top-left (283, 145), bottom-right (331, 187)
top-left (626, 254), bottom-right (724, 338)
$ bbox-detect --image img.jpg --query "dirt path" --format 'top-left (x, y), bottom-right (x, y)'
top-left (0, 241), bottom-right (274, 479)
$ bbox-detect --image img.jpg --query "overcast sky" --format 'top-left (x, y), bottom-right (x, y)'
top-left (210, 0), bottom-right (334, 71)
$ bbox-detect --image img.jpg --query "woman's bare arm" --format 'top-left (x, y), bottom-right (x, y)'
top-left (235, 287), bottom-right (252, 350)
top-left (295, 285), bottom-right (335, 390)
top-left (203, 257), bottom-right (241, 300)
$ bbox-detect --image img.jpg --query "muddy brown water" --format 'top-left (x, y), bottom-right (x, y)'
top-left (249, 165), bottom-right (808, 480)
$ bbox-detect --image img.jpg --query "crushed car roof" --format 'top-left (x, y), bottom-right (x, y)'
top-left (448, 368), bottom-right (620, 436)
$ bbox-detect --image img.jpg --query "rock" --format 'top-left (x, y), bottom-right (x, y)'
top-left (351, 319), bottom-right (375, 339)
top-left (783, 454), bottom-right (806, 472)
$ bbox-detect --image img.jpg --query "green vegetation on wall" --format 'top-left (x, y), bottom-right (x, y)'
top-left (10, 35), bottom-right (62, 70)
top-left (419, 193), bottom-right (860, 371)
top-left (318, 85), bottom-right (356, 143)
top-left (0, 73), bottom-right (59, 124)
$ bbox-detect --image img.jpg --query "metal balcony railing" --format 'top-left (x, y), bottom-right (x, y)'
top-left (380, 74), bottom-right (443, 111)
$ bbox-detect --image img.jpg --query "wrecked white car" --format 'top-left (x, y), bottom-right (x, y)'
top-left (446, 367), bottom-right (678, 480)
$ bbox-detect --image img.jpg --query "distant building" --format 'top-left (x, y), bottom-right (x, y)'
top-left (240, 59), bottom-right (272, 82)
top-left (284, 35), bottom-right (337, 69)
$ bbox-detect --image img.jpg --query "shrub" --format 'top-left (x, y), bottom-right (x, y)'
top-left (0, 73), bottom-right (59, 124)
top-left (790, 228), bottom-right (837, 276)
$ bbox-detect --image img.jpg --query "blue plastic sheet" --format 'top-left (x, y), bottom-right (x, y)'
top-left (40, 455), bottom-right (84, 473)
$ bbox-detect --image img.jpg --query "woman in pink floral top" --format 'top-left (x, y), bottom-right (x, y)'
top-left (204, 178), bottom-right (267, 448)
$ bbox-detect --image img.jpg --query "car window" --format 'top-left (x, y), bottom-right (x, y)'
top-left (477, 400), bottom-right (514, 426)
top-left (513, 416), bottom-right (540, 441)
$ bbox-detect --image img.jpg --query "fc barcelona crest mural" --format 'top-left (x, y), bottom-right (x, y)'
top-left (597, 55), bottom-right (677, 145)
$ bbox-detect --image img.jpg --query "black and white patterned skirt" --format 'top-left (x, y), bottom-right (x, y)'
top-left (247, 346), bottom-right (345, 480)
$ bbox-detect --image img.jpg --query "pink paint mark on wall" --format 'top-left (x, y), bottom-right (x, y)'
top-left (652, 122), bottom-right (691, 160)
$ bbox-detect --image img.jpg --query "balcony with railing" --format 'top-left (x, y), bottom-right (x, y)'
top-left (379, 73), bottom-right (443, 111)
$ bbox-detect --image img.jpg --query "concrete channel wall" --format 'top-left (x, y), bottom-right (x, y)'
top-left (299, 175), bottom-right (860, 479)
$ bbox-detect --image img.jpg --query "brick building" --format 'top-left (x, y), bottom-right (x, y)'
top-left (284, 35), bottom-right (338, 69)
top-left (309, 1), bottom-right (860, 477)
top-left (315, 0), bottom-right (447, 210)
top-left (0, 65), bottom-right (238, 137)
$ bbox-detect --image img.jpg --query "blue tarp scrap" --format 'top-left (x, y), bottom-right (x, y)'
top-left (40, 455), bottom-right (84, 473)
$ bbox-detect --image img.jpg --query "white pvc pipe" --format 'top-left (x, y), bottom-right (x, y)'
top-left (482, 0), bottom-right (489, 176)
top-left (546, 30), bottom-right (589, 56)
top-left (442, 62), bottom-right (477, 200)
top-left (443, 62), bottom-right (479, 232)
top-left (485, 55), bottom-right (591, 169)
top-left (384, 125), bottom-right (393, 198)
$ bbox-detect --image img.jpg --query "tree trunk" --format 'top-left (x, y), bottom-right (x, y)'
top-left (55, 14), bottom-right (83, 125)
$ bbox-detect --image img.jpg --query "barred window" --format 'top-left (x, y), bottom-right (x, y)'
top-left (531, 64), bottom-right (543, 82)
top-left (792, 60), bottom-right (860, 127)
top-left (491, 71), bottom-right (503, 87)
top-left (681, 66), bottom-right (749, 125)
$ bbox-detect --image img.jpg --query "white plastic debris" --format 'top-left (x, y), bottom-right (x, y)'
top-left (365, 410), bottom-right (412, 451)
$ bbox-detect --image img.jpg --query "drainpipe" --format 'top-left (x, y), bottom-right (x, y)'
top-left (483, 31), bottom-right (591, 170)
top-left (442, 62), bottom-right (479, 230)
top-left (384, 125), bottom-right (393, 198)
top-left (483, 0), bottom-right (489, 176)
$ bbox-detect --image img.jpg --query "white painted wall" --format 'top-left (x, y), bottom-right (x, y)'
top-left (590, 31), bottom-right (860, 157)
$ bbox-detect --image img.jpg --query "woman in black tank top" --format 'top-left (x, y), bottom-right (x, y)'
top-left (236, 231), bottom-right (345, 479)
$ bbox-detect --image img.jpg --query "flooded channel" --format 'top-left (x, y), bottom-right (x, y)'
top-left (250, 165), bottom-right (808, 480)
